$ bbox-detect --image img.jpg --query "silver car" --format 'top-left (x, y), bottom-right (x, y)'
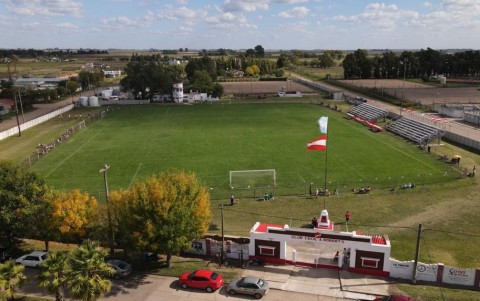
top-left (107, 259), bottom-right (132, 279)
top-left (227, 276), bottom-right (269, 299)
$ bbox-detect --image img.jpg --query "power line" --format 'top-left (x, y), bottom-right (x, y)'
top-left (215, 206), bottom-right (480, 236)
top-left (421, 234), bottom-right (446, 301)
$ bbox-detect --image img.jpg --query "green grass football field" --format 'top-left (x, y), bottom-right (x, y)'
top-left (26, 103), bottom-right (456, 200)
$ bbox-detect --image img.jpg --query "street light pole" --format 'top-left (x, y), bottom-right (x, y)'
top-left (401, 58), bottom-right (408, 115)
top-left (99, 164), bottom-right (114, 256)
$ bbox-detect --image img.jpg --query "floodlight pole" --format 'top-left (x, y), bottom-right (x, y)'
top-left (401, 58), bottom-right (408, 115)
top-left (99, 164), bottom-right (114, 256)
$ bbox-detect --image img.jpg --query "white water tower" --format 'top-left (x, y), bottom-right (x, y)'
top-left (172, 82), bottom-right (184, 103)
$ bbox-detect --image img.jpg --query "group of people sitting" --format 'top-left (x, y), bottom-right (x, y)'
top-left (315, 188), bottom-right (331, 196)
top-left (352, 186), bottom-right (371, 194)
top-left (263, 193), bottom-right (274, 201)
top-left (401, 183), bottom-right (416, 189)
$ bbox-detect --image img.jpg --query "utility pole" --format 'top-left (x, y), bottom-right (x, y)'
top-left (13, 91), bottom-right (21, 137)
top-left (412, 223), bottom-right (423, 283)
top-left (99, 164), bottom-right (114, 256)
top-left (221, 204), bottom-right (225, 264)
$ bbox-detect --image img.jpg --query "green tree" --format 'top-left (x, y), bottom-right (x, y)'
top-left (112, 171), bottom-right (211, 268)
top-left (65, 241), bottom-right (114, 301)
top-left (210, 83), bottom-right (224, 98)
top-left (0, 160), bottom-right (48, 247)
top-left (0, 260), bottom-right (27, 301)
top-left (66, 80), bottom-right (79, 95)
top-left (28, 188), bottom-right (60, 251)
top-left (188, 70), bottom-right (213, 92)
top-left (245, 49), bottom-right (256, 57)
top-left (254, 45), bottom-right (265, 57)
top-left (38, 251), bottom-right (69, 301)
top-left (78, 71), bottom-right (104, 91)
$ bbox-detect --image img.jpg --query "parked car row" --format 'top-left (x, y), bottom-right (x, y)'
top-left (7, 250), bottom-right (132, 280)
top-left (178, 269), bottom-right (269, 299)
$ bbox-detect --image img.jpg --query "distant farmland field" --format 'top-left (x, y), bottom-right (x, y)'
top-left (28, 103), bottom-right (457, 200)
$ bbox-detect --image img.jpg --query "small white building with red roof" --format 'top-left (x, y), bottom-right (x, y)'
top-left (248, 209), bottom-right (391, 277)
top-left (0, 99), bottom-right (14, 115)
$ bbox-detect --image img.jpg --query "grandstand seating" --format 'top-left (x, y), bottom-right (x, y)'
top-left (386, 117), bottom-right (441, 145)
top-left (348, 103), bottom-right (388, 122)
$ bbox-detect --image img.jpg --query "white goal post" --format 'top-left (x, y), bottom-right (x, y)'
top-left (229, 169), bottom-right (276, 189)
top-left (78, 120), bottom-right (87, 131)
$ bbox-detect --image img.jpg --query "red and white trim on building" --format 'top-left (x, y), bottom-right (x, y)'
top-left (248, 209), bottom-right (391, 277)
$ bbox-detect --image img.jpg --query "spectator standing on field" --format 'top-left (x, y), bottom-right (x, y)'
top-left (230, 194), bottom-right (235, 205)
top-left (345, 211), bottom-right (351, 223)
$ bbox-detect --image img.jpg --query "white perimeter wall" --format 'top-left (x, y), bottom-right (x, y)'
top-left (0, 104), bottom-right (74, 141)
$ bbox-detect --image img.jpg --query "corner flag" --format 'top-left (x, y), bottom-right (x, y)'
top-left (307, 135), bottom-right (327, 151)
top-left (318, 117), bottom-right (328, 134)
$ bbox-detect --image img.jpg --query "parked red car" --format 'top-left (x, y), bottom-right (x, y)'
top-left (179, 269), bottom-right (224, 292)
top-left (374, 295), bottom-right (415, 301)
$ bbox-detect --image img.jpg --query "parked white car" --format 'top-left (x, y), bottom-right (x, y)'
top-left (15, 251), bottom-right (49, 267)
top-left (107, 259), bottom-right (132, 279)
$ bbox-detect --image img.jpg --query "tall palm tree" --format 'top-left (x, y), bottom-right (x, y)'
top-left (0, 260), bottom-right (27, 301)
top-left (65, 241), bottom-right (114, 301)
top-left (37, 251), bottom-right (69, 301)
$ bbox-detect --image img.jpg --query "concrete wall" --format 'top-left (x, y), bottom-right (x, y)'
top-left (434, 104), bottom-right (464, 118)
top-left (444, 131), bottom-right (480, 151)
top-left (0, 104), bottom-right (74, 141)
top-left (464, 111), bottom-right (480, 126)
top-left (390, 259), bottom-right (480, 288)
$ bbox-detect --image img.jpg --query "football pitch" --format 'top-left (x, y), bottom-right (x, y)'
top-left (28, 103), bottom-right (457, 199)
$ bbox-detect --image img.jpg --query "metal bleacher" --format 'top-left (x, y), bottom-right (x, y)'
top-left (385, 117), bottom-right (441, 145)
top-left (348, 103), bottom-right (388, 122)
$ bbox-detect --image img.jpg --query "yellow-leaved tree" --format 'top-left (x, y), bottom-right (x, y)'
top-left (111, 171), bottom-right (211, 267)
top-left (52, 189), bottom-right (98, 244)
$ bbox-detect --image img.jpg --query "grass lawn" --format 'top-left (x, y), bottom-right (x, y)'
top-left (19, 103), bottom-right (456, 200)
top-left (2, 101), bottom-right (480, 301)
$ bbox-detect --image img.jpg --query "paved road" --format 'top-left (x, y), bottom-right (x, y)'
top-left (19, 263), bottom-right (390, 301)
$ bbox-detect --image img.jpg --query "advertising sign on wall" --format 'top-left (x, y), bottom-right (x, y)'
top-left (390, 259), bottom-right (414, 279)
top-left (442, 266), bottom-right (475, 286)
top-left (415, 263), bottom-right (439, 282)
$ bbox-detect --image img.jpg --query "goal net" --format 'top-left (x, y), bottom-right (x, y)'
top-left (229, 169), bottom-right (276, 189)
top-left (78, 120), bottom-right (87, 131)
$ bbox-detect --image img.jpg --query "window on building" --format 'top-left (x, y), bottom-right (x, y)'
top-left (258, 245), bottom-right (275, 256)
top-left (361, 257), bottom-right (380, 268)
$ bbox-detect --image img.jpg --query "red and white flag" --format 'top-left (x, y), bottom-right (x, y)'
top-left (307, 135), bottom-right (327, 151)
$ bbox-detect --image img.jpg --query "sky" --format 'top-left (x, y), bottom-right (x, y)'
top-left (1, 0), bottom-right (480, 50)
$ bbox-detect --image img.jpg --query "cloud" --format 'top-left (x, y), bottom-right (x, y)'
top-left (272, 0), bottom-right (309, 3)
top-left (222, 0), bottom-right (269, 12)
top-left (4, 0), bottom-right (83, 17)
top-left (206, 12), bottom-right (257, 30)
top-left (52, 22), bottom-right (80, 30)
top-left (333, 2), bottom-right (418, 31)
top-left (157, 5), bottom-right (206, 20)
top-left (102, 16), bottom-right (139, 28)
top-left (423, 2), bottom-right (432, 7)
top-left (407, 0), bottom-right (480, 29)
top-left (278, 6), bottom-right (310, 18)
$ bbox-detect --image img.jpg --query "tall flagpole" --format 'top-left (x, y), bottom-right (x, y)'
top-left (323, 134), bottom-right (328, 209)
top-left (318, 117), bottom-right (329, 209)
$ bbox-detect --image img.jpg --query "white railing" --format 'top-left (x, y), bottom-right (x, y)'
top-left (0, 104), bottom-right (74, 141)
